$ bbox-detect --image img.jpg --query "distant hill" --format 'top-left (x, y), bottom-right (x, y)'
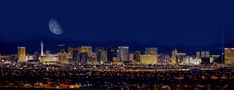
top-left (0, 35), bottom-right (231, 55)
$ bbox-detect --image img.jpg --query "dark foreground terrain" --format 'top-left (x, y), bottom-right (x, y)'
top-left (0, 64), bottom-right (233, 89)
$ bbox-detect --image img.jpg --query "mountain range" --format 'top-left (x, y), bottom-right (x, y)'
top-left (0, 35), bottom-right (232, 55)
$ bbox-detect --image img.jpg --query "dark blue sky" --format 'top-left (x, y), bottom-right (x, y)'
top-left (0, 0), bottom-right (233, 46)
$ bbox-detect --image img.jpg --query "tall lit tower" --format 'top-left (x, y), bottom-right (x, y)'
top-left (41, 41), bottom-right (44, 56)
top-left (171, 49), bottom-right (178, 65)
top-left (18, 47), bottom-right (26, 62)
top-left (145, 47), bottom-right (158, 64)
top-left (224, 48), bottom-right (234, 65)
top-left (117, 46), bottom-right (129, 62)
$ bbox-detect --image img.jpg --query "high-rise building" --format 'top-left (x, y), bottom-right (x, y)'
top-left (79, 52), bottom-right (88, 64)
top-left (101, 50), bottom-right (107, 62)
top-left (140, 55), bottom-right (157, 65)
top-left (107, 48), bottom-right (116, 62)
top-left (96, 48), bottom-right (102, 62)
top-left (171, 49), bottom-right (178, 65)
top-left (145, 48), bottom-right (158, 55)
top-left (201, 51), bottom-right (206, 58)
top-left (33, 51), bottom-right (40, 60)
top-left (177, 52), bottom-right (186, 64)
top-left (96, 48), bottom-right (107, 63)
top-left (200, 51), bottom-right (209, 58)
top-left (224, 48), bottom-right (234, 65)
top-left (134, 51), bottom-right (141, 63)
top-left (170, 49), bottom-right (186, 65)
top-left (196, 51), bottom-right (201, 58)
top-left (205, 51), bottom-right (210, 57)
top-left (58, 52), bottom-right (69, 64)
top-left (72, 50), bottom-right (80, 63)
top-left (87, 52), bottom-right (97, 64)
top-left (80, 46), bottom-right (92, 53)
top-left (117, 46), bottom-right (129, 62)
top-left (145, 48), bottom-right (158, 64)
top-left (18, 47), bottom-right (26, 62)
top-left (129, 53), bottom-right (134, 62)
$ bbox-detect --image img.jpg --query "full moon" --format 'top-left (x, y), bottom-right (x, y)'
top-left (49, 19), bottom-right (63, 35)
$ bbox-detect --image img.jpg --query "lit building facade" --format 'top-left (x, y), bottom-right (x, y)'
top-left (177, 52), bottom-right (186, 65)
top-left (40, 54), bottom-right (59, 64)
top-left (79, 52), bottom-right (88, 64)
top-left (87, 52), bottom-right (97, 64)
top-left (181, 56), bottom-right (201, 65)
top-left (96, 48), bottom-right (107, 63)
top-left (224, 48), bottom-right (234, 65)
top-left (171, 49), bottom-right (178, 65)
top-left (129, 53), bottom-right (134, 63)
top-left (171, 49), bottom-right (187, 65)
top-left (58, 52), bottom-right (69, 64)
top-left (80, 46), bottom-right (92, 53)
top-left (134, 51), bottom-right (141, 63)
top-left (18, 47), bottom-right (26, 62)
top-left (145, 48), bottom-right (158, 64)
top-left (200, 51), bottom-right (209, 58)
top-left (196, 51), bottom-right (201, 59)
top-left (107, 48), bottom-right (116, 62)
top-left (33, 51), bottom-right (40, 61)
top-left (117, 46), bottom-right (129, 62)
top-left (72, 50), bottom-right (79, 63)
top-left (140, 55), bottom-right (157, 65)
top-left (145, 48), bottom-right (158, 55)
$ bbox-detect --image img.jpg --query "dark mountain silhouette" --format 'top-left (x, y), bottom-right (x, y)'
top-left (0, 35), bottom-right (232, 55)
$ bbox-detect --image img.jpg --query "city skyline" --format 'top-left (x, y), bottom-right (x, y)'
top-left (6, 40), bottom-right (228, 65)
top-left (0, 1), bottom-right (234, 89)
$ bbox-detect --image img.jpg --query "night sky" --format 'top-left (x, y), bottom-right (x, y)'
top-left (0, 0), bottom-right (233, 47)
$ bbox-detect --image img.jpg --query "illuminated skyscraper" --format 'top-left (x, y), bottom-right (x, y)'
top-left (200, 51), bottom-right (209, 58)
top-left (145, 48), bottom-right (158, 55)
top-left (87, 52), bottom-right (97, 64)
top-left (171, 49), bottom-right (178, 65)
top-left (80, 52), bottom-right (88, 64)
top-left (145, 48), bottom-right (158, 64)
top-left (129, 53), bottom-right (134, 62)
top-left (140, 55), bottom-right (157, 65)
top-left (40, 41), bottom-right (44, 56)
top-left (33, 51), bottom-right (40, 60)
top-left (205, 51), bottom-right (210, 57)
top-left (58, 52), bottom-right (69, 64)
top-left (201, 51), bottom-right (206, 58)
top-left (107, 48), bottom-right (116, 62)
top-left (117, 46), bottom-right (129, 62)
top-left (134, 51), bottom-right (141, 63)
top-left (196, 51), bottom-right (201, 58)
top-left (96, 48), bottom-right (107, 63)
top-left (80, 46), bottom-right (92, 53)
top-left (18, 47), bottom-right (26, 62)
top-left (72, 50), bottom-right (79, 63)
top-left (224, 48), bottom-right (234, 65)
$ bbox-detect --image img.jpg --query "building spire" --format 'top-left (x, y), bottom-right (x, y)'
top-left (41, 40), bottom-right (44, 56)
